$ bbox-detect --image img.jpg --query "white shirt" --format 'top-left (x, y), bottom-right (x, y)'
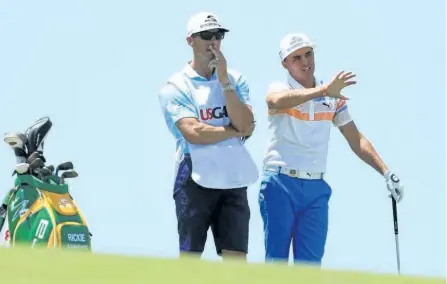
top-left (158, 64), bottom-right (259, 189)
top-left (262, 73), bottom-right (353, 173)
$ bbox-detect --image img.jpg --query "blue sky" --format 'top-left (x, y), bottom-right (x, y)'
top-left (0, 0), bottom-right (445, 279)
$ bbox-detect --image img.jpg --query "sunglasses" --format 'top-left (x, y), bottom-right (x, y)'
top-left (193, 30), bottom-right (226, 41)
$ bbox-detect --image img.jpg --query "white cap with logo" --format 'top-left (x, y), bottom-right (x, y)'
top-left (186, 12), bottom-right (229, 37)
top-left (279, 33), bottom-right (316, 61)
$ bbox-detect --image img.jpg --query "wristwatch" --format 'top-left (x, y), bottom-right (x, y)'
top-left (221, 81), bottom-right (236, 92)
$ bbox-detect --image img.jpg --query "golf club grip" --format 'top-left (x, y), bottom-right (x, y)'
top-left (392, 198), bottom-right (399, 235)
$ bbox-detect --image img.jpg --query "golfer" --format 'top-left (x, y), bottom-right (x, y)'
top-left (158, 12), bottom-right (258, 260)
top-left (258, 32), bottom-right (404, 265)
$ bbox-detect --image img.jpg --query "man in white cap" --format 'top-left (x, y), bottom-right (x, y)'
top-left (158, 12), bottom-right (258, 260)
top-left (258, 33), bottom-right (404, 265)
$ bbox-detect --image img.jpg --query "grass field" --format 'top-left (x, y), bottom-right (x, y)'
top-left (0, 247), bottom-right (444, 284)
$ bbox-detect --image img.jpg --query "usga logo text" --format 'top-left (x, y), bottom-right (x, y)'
top-left (200, 106), bottom-right (228, 121)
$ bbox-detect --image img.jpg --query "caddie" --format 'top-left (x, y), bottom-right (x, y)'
top-left (158, 12), bottom-right (258, 260)
top-left (258, 32), bottom-right (404, 265)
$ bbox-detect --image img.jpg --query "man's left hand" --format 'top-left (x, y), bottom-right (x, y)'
top-left (209, 45), bottom-right (228, 83)
top-left (384, 170), bottom-right (404, 202)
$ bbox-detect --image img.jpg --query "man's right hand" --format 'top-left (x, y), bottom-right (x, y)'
top-left (228, 122), bottom-right (255, 139)
top-left (237, 122), bottom-right (255, 138)
top-left (324, 71), bottom-right (357, 100)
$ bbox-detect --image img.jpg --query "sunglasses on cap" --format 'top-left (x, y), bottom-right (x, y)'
top-left (193, 30), bottom-right (226, 40)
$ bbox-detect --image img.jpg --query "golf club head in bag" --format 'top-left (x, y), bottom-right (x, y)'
top-left (4, 117), bottom-right (51, 177)
top-left (29, 157), bottom-right (45, 177)
top-left (56, 161), bottom-right (74, 177)
top-left (46, 165), bottom-right (55, 173)
top-left (12, 163), bottom-right (30, 176)
top-left (39, 167), bottom-right (53, 181)
top-left (60, 170), bottom-right (78, 184)
top-left (54, 161), bottom-right (74, 184)
top-left (27, 151), bottom-right (46, 164)
top-left (3, 132), bottom-right (28, 164)
top-left (13, 151), bottom-right (47, 178)
top-left (24, 117), bottom-right (52, 158)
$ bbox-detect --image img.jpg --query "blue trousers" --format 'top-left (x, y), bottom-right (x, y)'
top-left (258, 169), bottom-right (332, 265)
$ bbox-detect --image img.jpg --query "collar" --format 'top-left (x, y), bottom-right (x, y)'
top-left (182, 62), bottom-right (218, 81)
top-left (286, 72), bottom-right (322, 89)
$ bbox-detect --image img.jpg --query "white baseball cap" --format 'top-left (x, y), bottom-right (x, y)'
top-left (279, 33), bottom-right (316, 61)
top-left (186, 12), bottom-right (229, 37)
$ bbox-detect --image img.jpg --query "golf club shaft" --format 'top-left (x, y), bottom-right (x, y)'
top-left (392, 198), bottom-right (400, 274)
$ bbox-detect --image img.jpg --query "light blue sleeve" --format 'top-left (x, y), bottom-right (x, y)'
top-left (235, 74), bottom-right (252, 106)
top-left (158, 83), bottom-right (198, 135)
top-left (231, 71), bottom-right (256, 142)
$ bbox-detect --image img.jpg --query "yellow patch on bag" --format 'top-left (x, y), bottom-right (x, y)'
top-left (41, 191), bottom-right (78, 216)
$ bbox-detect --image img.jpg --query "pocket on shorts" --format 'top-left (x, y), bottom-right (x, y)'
top-left (258, 170), bottom-right (281, 205)
top-left (322, 179), bottom-right (333, 198)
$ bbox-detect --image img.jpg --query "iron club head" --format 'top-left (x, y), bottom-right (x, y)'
top-left (27, 151), bottom-right (46, 164)
top-left (60, 170), bottom-right (78, 184)
top-left (29, 157), bottom-right (45, 177)
top-left (46, 165), bottom-right (54, 173)
top-left (40, 167), bottom-right (53, 181)
top-left (55, 161), bottom-right (74, 177)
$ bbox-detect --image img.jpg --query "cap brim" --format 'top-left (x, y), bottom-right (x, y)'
top-left (280, 43), bottom-right (316, 61)
top-left (200, 27), bottom-right (230, 33)
top-left (188, 27), bottom-right (230, 36)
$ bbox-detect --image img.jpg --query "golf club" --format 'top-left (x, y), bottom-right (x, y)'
top-left (27, 151), bottom-right (46, 164)
top-left (29, 158), bottom-right (45, 178)
top-left (46, 165), bottom-right (55, 173)
top-left (12, 162), bottom-right (30, 176)
top-left (4, 132), bottom-right (28, 164)
top-left (40, 167), bottom-right (53, 181)
top-left (55, 161), bottom-right (74, 177)
top-left (60, 170), bottom-right (78, 184)
top-left (25, 116), bottom-right (52, 156)
top-left (391, 197), bottom-right (401, 275)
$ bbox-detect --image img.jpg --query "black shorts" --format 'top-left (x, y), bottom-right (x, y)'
top-left (173, 156), bottom-right (250, 255)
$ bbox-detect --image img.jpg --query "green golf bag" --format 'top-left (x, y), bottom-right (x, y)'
top-left (0, 116), bottom-right (92, 251)
top-left (0, 174), bottom-right (92, 250)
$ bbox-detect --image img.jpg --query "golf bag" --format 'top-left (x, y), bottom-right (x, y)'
top-left (0, 117), bottom-right (92, 251)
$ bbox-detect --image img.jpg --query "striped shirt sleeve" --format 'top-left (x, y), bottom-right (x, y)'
top-left (332, 99), bottom-right (353, 127)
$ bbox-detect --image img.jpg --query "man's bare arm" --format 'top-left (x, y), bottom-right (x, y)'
top-left (176, 117), bottom-right (243, 145)
top-left (208, 46), bottom-right (254, 133)
top-left (223, 89), bottom-right (254, 133)
top-left (339, 121), bottom-right (388, 175)
top-left (267, 71), bottom-right (356, 110)
top-left (266, 86), bottom-right (326, 109)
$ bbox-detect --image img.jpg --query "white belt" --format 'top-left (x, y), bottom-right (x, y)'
top-left (264, 165), bottom-right (325, 180)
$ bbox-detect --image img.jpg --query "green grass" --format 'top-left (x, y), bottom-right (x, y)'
top-left (0, 247), bottom-right (444, 283)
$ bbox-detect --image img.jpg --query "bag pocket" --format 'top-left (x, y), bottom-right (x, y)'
top-left (56, 222), bottom-right (91, 250)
